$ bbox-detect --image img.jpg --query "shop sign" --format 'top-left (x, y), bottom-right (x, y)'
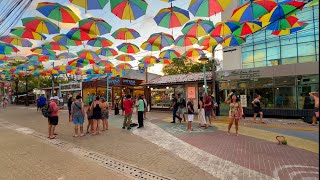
top-left (60, 83), bottom-right (81, 91)
top-left (109, 79), bottom-right (120, 85)
top-left (187, 87), bottom-right (196, 99)
top-left (122, 79), bottom-right (136, 86)
top-left (240, 95), bottom-right (247, 107)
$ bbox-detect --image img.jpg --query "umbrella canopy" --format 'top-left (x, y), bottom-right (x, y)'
top-left (42, 42), bottom-right (68, 51)
top-left (232, 21), bottom-right (262, 36)
top-left (66, 28), bottom-right (96, 41)
top-left (79, 17), bottom-right (112, 36)
top-left (210, 21), bottom-right (240, 37)
top-left (0, 55), bottom-right (8, 61)
top-left (198, 35), bottom-right (223, 47)
top-left (309, 0), bottom-right (318, 7)
top-left (0, 42), bottom-right (19, 55)
top-left (138, 62), bottom-right (154, 68)
top-left (140, 56), bottom-right (159, 65)
top-left (111, 28), bottom-right (140, 40)
top-left (21, 16), bottom-right (60, 35)
top-left (140, 41), bottom-right (162, 51)
top-left (87, 37), bottom-right (113, 47)
top-left (115, 54), bottom-right (135, 62)
top-left (31, 47), bottom-right (56, 56)
top-left (116, 63), bottom-right (133, 70)
top-left (11, 27), bottom-right (46, 40)
top-left (174, 35), bottom-right (198, 47)
top-left (68, 58), bottom-right (96, 68)
top-left (57, 52), bottom-right (77, 59)
top-left (231, 0), bottom-right (278, 22)
top-left (53, 34), bottom-right (82, 46)
top-left (202, 45), bottom-right (217, 52)
top-left (183, 48), bottom-right (204, 57)
top-left (161, 0), bottom-right (175, 2)
top-left (157, 58), bottom-right (172, 64)
top-left (188, 0), bottom-right (232, 17)
top-left (181, 19), bottom-right (214, 38)
top-left (263, 15), bottom-right (299, 31)
top-left (27, 54), bottom-right (49, 62)
top-left (159, 49), bottom-right (180, 59)
top-left (0, 35), bottom-right (33, 47)
top-left (117, 42), bottom-right (140, 54)
top-left (96, 47), bottom-right (118, 57)
top-left (69, 0), bottom-right (109, 10)
top-left (221, 35), bottom-right (246, 47)
top-left (110, 0), bottom-right (148, 21)
top-left (271, 21), bottom-right (308, 36)
top-left (96, 60), bottom-right (114, 68)
top-left (8, 56), bottom-right (28, 61)
top-left (77, 50), bottom-right (100, 60)
top-left (154, 6), bottom-right (190, 28)
top-left (147, 32), bottom-right (174, 48)
top-left (36, 2), bottom-right (80, 23)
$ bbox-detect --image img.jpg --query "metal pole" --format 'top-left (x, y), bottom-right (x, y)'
top-left (51, 62), bottom-right (55, 97)
top-left (106, 75), bottom-right (109, 103)
top-left (203, 64), bottom-right (207, 93)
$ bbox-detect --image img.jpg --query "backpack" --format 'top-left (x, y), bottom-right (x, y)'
top-left (42, 104), bottom-right (51, 118)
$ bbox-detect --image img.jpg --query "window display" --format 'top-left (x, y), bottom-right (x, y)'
top-left (151, 87), bottom-right (173, 109)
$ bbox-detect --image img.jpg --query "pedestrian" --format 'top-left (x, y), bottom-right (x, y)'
top-left (177, 94), bottom-right (186, 122)
top-left (39, 94), bottom-right (46, 110)
top-left (252, 94), bottom-right (265, 124)
top-left (120, 95), bottom-right (126, 115)
top-left (91, 96), bottom-right (102, 135)
top-left (198, 97), bottom-right (207, 128)
top-left (86, 101), bottom-right (93, 134)
top-left (211, 95), bottom-right (217, 120)
top-left (114, 97), bottom-right (120, 115)
top-left (100, 97), bottom-right (109, 131)
top-left (2, 96), bottom-right (8, 108)
top-left (309, 91), bottom-right (319, 126)
top-left (67, 97), bottom-right (73, 122)
top-left (203, 93), bottom-right (213, 127)
top-left (170, 94), bottom-right (182, 123)
top-left (36, 98), bottom-right (40, 112)
top-left (48, 96), bottom-right (59, 139)
top-left (225, 92), bottom-right (243, 136)
top-left (136, 95), bottom-right (145, 128)
top-left (143, 96), bottom-right (148, 119)
top-left (70, 95), bottom-right (85, 137)
top-left (187, 99), bottom-right (194, 131)
top-left (122, 95), bottom-right (134, 130)
top-left (59, 96), bottom-right (64, 107)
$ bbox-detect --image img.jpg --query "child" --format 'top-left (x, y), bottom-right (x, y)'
top-left (187, 99), bottom-right (194, 131)
top-left (86, 101), bottom-right (93, 134)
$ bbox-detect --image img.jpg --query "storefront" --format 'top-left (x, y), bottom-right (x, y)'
top-left (59, 82), bottom-right (82, 103)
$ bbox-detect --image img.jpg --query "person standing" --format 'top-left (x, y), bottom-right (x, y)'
top-left (120, 95), bottom-right (126, 116)
top-left (309, 91), bottom-right (319, 126)
top-left (211, 95), bottom-right (217, 120)
top-left (177, 94), bottom-right (186, 122)
top-left (252, 94), bottom-right (264, 124)
top-left (100, 97), bottom-right (109, 131)
top-left (187, 99), bottom-right (194, 131)
top-left (143, 96), bottom-right (148, 120)
top-left (39, 94), bottom-right (46, 109)
top-left (170, 94), bottom-right (182, 123)
top-left (114, 97), bottom-right (120, 115)
top-left (36, 98), bottom-right (40, 112)
top-left (203, 93), bottom-right (212, 127)
top-left (86, 101), bottom-right (93, 134)
top-left (136, 95), bottom-right (145, 128)
top-left (225, 93), bottom-right (243, 136)
top-left (198, 97), bottom-right (207, 128)
top-left (70, 95), bottom-right (85, 137)
top-left (67, 97), bottom-right (73, 122)
top-left (91, 96), bottom-right (102, 135)
top-left (2, 96), bottom-right (8, 108)
top-left (122, 95), bottom-right (134, 130)
top-left (48, 96), bottom-right (59, 139)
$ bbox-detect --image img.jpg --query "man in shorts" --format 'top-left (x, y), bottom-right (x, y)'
top-left (177, 94), bottom-right (186, 122)
top-left (309, 91), bottom-right (319, 126)
top-left (122, 95), bottom-right (134, 130)
top-left (203, 93), bottom-right (212, 127)
top-left (48, 96), bottom-right (59, 139)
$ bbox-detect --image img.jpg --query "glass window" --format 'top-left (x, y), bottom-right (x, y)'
top-left (282, 57), bottom-right (298, 64)
top-left (298, 42), bottom-right (316, 57)
top-left (274, 76), bottom-right (295, 86)
top-left (254, 61), bottom-right (266, 67)
top-left (242, 51), bottom-right (253, 64)
top-left (242, 45), bottom-right (253, 52)
top-left (274, 87), bottom-right (296, 109)
top-left (254, 49), bottom-right (266, 62)
top-left (267, 59), bottom-right (279, 66)
top-left (254, 42), bottom-right (266, 50)
top-left (281, 44), bottom-right (297, 64)
top-left (267, 46), bottom-right (280, 61)
top-left (297, 35), bottom-right (315, 43)
top-left (150, 87), bottom-right (174, 109)
top-left (243, 62), bottom-right (254, 69)
top-left (299, 55), bottom-right (316, 63)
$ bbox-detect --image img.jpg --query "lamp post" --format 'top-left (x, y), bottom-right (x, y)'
top-left (199, 54), bottom-right (209, 93)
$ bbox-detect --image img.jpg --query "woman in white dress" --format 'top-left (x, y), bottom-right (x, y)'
top-left (198, 97), bottom-right (208, 129)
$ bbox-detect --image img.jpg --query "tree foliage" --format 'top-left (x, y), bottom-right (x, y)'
top-left (162, 56), bottom-right (213, 75)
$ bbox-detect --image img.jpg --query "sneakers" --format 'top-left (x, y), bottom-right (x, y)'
top-left (170, 121), bottom-right (175, 123)
top-left (127, 127), bottom-right (131, 130)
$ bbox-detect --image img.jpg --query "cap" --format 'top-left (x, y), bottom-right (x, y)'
top-left (50, 97), bottom-right (54, 100)
top-left (53, 96), bottom-right (59, 100)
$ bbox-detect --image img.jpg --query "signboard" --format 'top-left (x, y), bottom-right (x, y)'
top-left (108, 79), bottom-right (120, 85)
top-left (187, 87), bottom-right (196, 99)
top-left (60, 82), bottom-right (82, 91)
top-left (122, 79), bottom-right (136, 86)
top-left (240, 95), bottom-right (247, 107)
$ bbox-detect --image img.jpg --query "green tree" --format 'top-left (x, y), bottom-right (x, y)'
top-left (162, 56), bottom-right (213, 75)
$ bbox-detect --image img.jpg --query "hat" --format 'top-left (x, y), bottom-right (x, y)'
top-left (53, 96), bottom-right (59, 100)
top-left (50, 97), bottom-right (54, 100)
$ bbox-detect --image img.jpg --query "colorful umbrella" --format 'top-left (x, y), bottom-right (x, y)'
top-left (154, 6), bottom-right (190, 28)
top-left (116, 63), bottom-right (133, 70)
top-left (174, 35), bottom-right (198, 47)
top-left (188, 0), bottom-right (233, 17)
top-left (140, 41), bottom-right (162, 51)
top-left (115, 54), bottom-right (135, 62)
top-left (271, 21), bottom-right (308, 36)
top-left (87, 37), bottom-right (113, 47)
top-left (159, 49), bottom-right (180, 59)
top-left (0, 42), bottom-right (19, 55)
top-left (27, 54), bottom-right (49, 62)
top-left (157, 58), bottom-right (172, 64)
top-left (69, 0), bottom-right (109, 11)
top-left (31, 47), bottom-right (56, 56)
top-left (181, 19), bottom-right (214, 38)
top-left (263, 15), bottom-right (299, 31)
top-left (11, 27), bottom-right (46, 40)
top-left (0, 35), bottom-right (33, 47)
top-left (138, 62), bottom-right (154, 68)
top-left (147, 32), bottom-right (174, 48)
top-left (79, 17), bottom-right (112, 36)
top-left (42, 42), bottom-right (68, 51)
top-left (198, 35), bottom-right (223, 47)
top-left (96, 60), bottom-right (114, 68)
top-left (117, 43), bottom-right (140, 54)
top-left (210, 21), bottom-right (240, 37)
top-left (0, 55), bottom-right (8, 61)
top-left (96, 47), bottom-right (118, 57)
top-left (110, 0), bottom-right (148, 21)
top-left (231, 0), bottom-right (278, 22)
top-left (57, 52), bottom-right (77, 59)
top-left (66, 28), bottom-right (96, 41)
top-left (221, 35), bottom-right (246, 47)
top-left (77, 50), bottom-right (100, 60)
top-left (21, 16), bottom-right (60, 34)
top-left (111, 28), bottom-right (140, 40)
top-left (36, 2), bottom-right (80, 23)
top-left (183, 48), bottom-right (204, 57)
top-left (202, 45), bottom-right (216, 52)
top-left (68, 58), bottom-right (96, 68)
top-left (140, 56), bottom-right (159, 65)
top-left (8, 56), bottom-right (28, 61)
top-left (53, 34), bottom-right (82, 46)
top-left (232, 21), bottom-right (262, 36)
top-left (309, 0), bottom-right (318, 7)
top-left (161, 0), bottom-right (175, 2)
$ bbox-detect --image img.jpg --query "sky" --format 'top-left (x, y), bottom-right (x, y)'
top-left (1, 0), bottom-right (224, 75)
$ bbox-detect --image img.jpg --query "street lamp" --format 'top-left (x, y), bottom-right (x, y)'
top-left (199, 54), bottom-right (209, 93)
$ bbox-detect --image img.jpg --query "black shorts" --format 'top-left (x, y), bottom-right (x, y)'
top-left (253, 107), bottom-right (262, 113)
top-left (49, 116), bottom-right (59, 125)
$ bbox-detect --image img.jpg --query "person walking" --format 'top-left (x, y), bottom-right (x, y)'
top-left (177, 94), bottom-right (186, 122)
top-left (225, 92), bottom-right (243, 136)
top-left (198, 97), bottom-right (207, 128)
top-left (309, 91), bottom-right (319, 126)
top-left (170, 94), bottom-right (182, 123)
top-left (211, 95), bottom-right (217, 120)
top-left (136, 95), bottom-right (145, 128)
top-left (39, 94), bottom-right (46, 109)
top-left (252, 94), bottom-right (264, 124)
top-left (122, 95), bottom-right (134, 130)
top-left (67, 97), bottom-right (73, 122)
top-left (120, 95), bottom-right (126, 116)
top-left (70, 95), bottom-right (85, 137)
top-left (187, 99), bottom-right (194, 131)
top-left (91, 96), bottom-right (102, 135)
top-left (86, 101), bottom-right (93, 134)
top-left (203, 93), bottom-right (212, 127)
top-left (48, 96), bottom-right (59, 139)
top-left (100, 97), bottom-right (109, 131)
top-left (2, 96), bottom-right (8, 108)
